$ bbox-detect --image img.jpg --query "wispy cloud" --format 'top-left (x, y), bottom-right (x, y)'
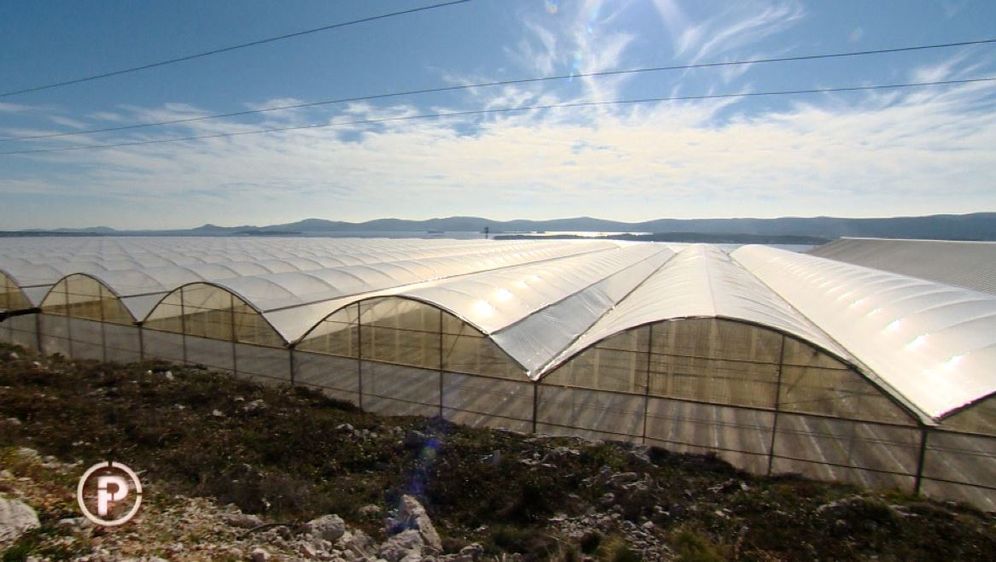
top-left (4, 71), bottom-right (994, 229)
top-left (0, 102), bottom-right (35, 114)
top-left (650, 0), bottom-right (804, 62)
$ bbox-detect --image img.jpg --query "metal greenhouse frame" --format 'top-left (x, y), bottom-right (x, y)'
top-left (1, 237), bottom-right (993, 511)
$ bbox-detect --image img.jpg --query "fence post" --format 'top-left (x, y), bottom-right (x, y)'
top-left (767, 334), bottom-right (787, 476)
top-left (356, 303), bottom-right (364, 411)
top-left (641, 324), bottom-right (654, 445)
top-left (288, 346), bottom-right (296, 386)
top-left (914, 427), bottom-right (930, 495)
top-left (532, 381), bottom-right (539, 434)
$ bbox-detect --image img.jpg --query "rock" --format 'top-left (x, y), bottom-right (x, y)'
top-left (8, 352), bottom-right (18, 359)
top-left (164, 370), bottom-right (174, 380)
top-left (359, 504), bottom-right (383, 517)
top-left (607, 472), bottom-right (640, 486)
top-left (57, 516), bottom-right (90, 530)
top-left (336, 423), bottom-right (355, 433)
top-left (439, 543), bottom-right (484, 562)
top-left (398, 495), bottom-right (442, 553)
top-left (307, 514), bottom-right (346, 542)
top-left (4, 417), bottom-right (20, 426)
top-left (16, 447), bottom-right (39, 460)
top-left (244, 399), bottom-right (266, 413)
top-left (379, 529), bottom-right (424, 562)
top-left (224, 512), bottom-right (263, 529)
top-left (708, 478), bottom-right (746, 494)
top-left (0, 496), bottom-right (41, 543)
top-left (297, 541), bottom-right (319, 558)
top-left (338, 528), bottom-right (374, 556)
top-left (250, 547), bottom-right (271, 562)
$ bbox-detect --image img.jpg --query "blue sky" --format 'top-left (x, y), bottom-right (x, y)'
top-left (1, 0), bottom-right (994, 229)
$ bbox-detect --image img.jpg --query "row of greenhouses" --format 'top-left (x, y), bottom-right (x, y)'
top-left (1, 237), bottom-right (993, 510)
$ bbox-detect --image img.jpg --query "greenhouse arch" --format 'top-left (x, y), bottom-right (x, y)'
top-left (35, 273), bottom-right (137, 362)
top-left (140, 282), bottom-right (290, 383)
top-left (2, 238), bottom-right (993, 510)
top-left (537, 316), bottom-right (925, 490)
top-left (294, 295), bottom-right (532, 423)
top-left (0, 269), bottom-right (38, 350)
top-left (0, 269), bottom-right (31, 312)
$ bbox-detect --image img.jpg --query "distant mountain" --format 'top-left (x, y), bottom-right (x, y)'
top-left (251, 213), bottom-right (996, 240)
top-left (3, 212), bottom-right (996, 241)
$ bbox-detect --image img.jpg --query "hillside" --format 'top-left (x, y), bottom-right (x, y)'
top-left (1, 343), bottom-right (993, 561)
top-left (3, 212), bottom-right (996, 241)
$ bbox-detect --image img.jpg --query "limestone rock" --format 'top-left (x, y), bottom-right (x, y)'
top-left (306, 513), bottom-right (346, 542)
top-left (0, 496), bottom-right (40, 543)
top-left (398, 495), bottom-right (442, 553)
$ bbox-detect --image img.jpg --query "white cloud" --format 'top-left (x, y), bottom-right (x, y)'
top-left (0, 102), bottom-right (34, 114)
top-left (683, 1), bottom-right (805, 64)
top-left (49, 115), bottom-right (88, 129)
top-left (4, 75), bottom-right (994, 229)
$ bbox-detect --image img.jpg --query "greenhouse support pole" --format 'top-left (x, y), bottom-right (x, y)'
top-left (179, 288), bottom-right (188, 366)
top-left (64, 286), bottom-right (75, 359)
top-left (767, 334), bottom-right (787, 476)
top-left (641, 324), bottom-right (654, 445)
top-left (98, 286), bottom-right (107, 363)
top-left (357, 303), bottom-right (364, 411)
top-left (531, 381), bottom-right (538, 434)
top-left (34, 313), bottom-right (43, 355)
top-left (137, 324), bottom-right (145, 361)
top-left (229, 296), bottom-right (238, 377)
top-left (288, 346), bottom-right (296, 386)
top-left (438, 308), bottom-right (444, 418)
top-left (914, 428), bottom-right (930, 495)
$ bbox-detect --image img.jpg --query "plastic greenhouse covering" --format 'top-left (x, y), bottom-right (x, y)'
top-left (809, 237), bottom-right (996, 295)
top-left (1, 237), bottom-right (994, 510)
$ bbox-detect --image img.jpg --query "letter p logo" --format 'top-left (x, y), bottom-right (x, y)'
top-left (77, 461), bottom-right (143, 526)
top-left (97, 475), bottom-right (130, 516)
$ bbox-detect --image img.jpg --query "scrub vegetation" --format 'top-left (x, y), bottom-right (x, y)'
top-left (1, 343), bottom-right (993, 560)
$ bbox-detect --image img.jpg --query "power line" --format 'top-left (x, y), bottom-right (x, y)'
top-left (2, 76), bottom-right (991, 157)
top-left (2, 37), bottom-right (993, 143)
top-left (0, 0), bottom-right (472, 99)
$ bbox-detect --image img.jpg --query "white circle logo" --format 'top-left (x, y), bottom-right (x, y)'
top-left (76, 461), bottom-right (143, 526)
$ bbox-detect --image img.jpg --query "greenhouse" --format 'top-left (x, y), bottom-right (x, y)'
top-left (809, 237), bottom-right (996, 295)
top-left (0, 237), bottom-right (993, 511)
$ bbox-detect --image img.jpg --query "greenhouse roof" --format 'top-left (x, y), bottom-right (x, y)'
top-left (733, 244), bottom-right (996, 421)
top-left (2, 236), bottom-right (994, 422)
top-left (808, 237), bottom-right (996, 295)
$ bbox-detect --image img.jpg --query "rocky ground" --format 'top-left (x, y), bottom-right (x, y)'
top-left (0, 343), bottom-right (994, 561)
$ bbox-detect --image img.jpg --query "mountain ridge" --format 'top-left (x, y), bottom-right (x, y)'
top-left (4, 212), bottom-right (996, 240)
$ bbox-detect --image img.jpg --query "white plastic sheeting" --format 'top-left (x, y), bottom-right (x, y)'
top-left (390, 244), bottom-right (674, 375)
top-left (545, 245), bottom-right (856, 374)
top-left (4, 237), bottom-right (996, 425)
top-left (809, 238), bottom-right (996, 295)
top-left (221, 241), bottom-right (618, 340)
top-left (53, 240), bottom-right (608, 322)
top-left (733, 244), bottom-right (996, 421)
top-left (0, 237), bottom-right (547, 303)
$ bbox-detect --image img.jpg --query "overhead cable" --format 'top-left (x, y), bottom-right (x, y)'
top-left (1, 76), bottom-right (991, 157)
top-left (3, 37), bottom-right (994, 142)
top-left (0, 0), bottom-right (472, 99)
